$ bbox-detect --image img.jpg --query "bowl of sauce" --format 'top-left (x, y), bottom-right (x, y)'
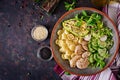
top-left (37, 46), bottom-right (53, 61)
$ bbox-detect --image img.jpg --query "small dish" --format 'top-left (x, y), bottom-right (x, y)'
top-left (31, 25), bottom-right (48, 42)
top-left (37, 46), bottom-right (53, 61)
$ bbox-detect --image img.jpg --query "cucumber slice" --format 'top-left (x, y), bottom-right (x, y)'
top-left (88, 38), bottom-right (98, 50)
top-left (92, 32), bottom-right (97, 37)
top-left (98, 60), bottom-right (105, 68)
top-left (98, 40), bottom-right (107, 48)
top-left (89, 54), bottom-right (94, 63)
top-left (91, 39), bottom-right (98, 47)
top-left (88, 42), bottom-right (95, 53)
top-left (92, 45), bottom-right (98, 50)
top-left (102, 52), bottom-right (110, 58)
top-left (97, 54), bottom-right (104, 60)
top-left (98, 48), bottom-right (107, 57)
top-left (96, 62), bottom-right (100, 67)
top-left (106, 40), bottom-right (114, 49)
top-left (94, 54), bottom-right (98, 61)
top-left (98, 48), bottom-right (106, 54)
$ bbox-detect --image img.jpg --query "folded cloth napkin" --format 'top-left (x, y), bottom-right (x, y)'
top-left (54, 1), bottom-right (120, 80)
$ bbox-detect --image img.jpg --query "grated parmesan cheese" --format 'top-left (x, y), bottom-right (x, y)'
top-left (32, 26), bottom-right (48, 41)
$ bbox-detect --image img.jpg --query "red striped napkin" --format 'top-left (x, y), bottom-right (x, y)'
top-left (54, 1), bottom-right (120, 80)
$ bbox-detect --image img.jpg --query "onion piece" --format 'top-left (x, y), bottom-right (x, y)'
top-left (84, 34), bottom-right (91, 41)
top-left (100, 35), bottom-right (107, 41)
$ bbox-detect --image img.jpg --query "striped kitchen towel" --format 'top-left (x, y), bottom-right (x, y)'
top-left (102, 1), bottom-right (120, 35)
top-left (54, 1), bottom-right (120, 80)
top-left (54, 65), bottom-right (117, 80)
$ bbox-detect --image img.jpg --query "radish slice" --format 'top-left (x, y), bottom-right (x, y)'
top-left (84, 34), bottom-right (91, 41)
top-left (100, 35), bottom-right (107, 41)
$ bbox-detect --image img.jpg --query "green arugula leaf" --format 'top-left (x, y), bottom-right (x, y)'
top-left (76, 21), bottom-right (82, 27)
top-left (64, 0), bottom-right (77, 11)
top-left (75, 14), bottom-right (79, 19)
top-left (74, 14), bottom-right (82, 27)
top-left (82, 10), bottom-right (87, 16)
top-left (72, 0), bottom-right (77, 2)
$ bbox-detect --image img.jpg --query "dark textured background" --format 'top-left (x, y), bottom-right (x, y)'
top-left (0, 0), bottom-right (97, 80)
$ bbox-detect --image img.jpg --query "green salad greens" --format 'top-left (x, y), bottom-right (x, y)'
top-left (62, 10), bottom-right (114, 69)
top-left (64, 0), bottom-right (77, 11)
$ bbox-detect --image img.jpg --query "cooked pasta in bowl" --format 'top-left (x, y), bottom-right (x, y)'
top-left (50, 7), bottom-right (119, 76)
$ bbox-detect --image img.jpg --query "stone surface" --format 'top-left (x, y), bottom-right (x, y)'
top-left (0, 0), bottom-right (97, 80)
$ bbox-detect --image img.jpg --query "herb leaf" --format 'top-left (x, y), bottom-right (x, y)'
top-left (64, 0), bottom-right (77, 11)
top-left (82, 10), bottom-right (87, 16)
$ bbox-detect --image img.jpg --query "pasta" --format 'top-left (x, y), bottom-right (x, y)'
top-left (56, 24), bottom-right (91, 69)
top-left (55, 39), bottom-right (59, 45)
top-left (64, 30), bottom-right (69, 34)
top-left (64, 53), bottom-right (71, 60)
top-left (59, 48), bottom-right (65, 53)
top-left (70, 53), bottom-right (76, 58)
top-left (67, 34), bottom-right (74, 40)
top-left (61, 54), bottom-right (65, 59)
top-left (61, 33), bottom-right (67, 40)
top-left (56, 28), bottom-right (86, 66)
top-left (69, 45), bottom-right (75, 51)
top-left (57, 29), bottom-right (63, 35)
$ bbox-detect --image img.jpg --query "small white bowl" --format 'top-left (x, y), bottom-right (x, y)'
top-left (31, 25), bottom-right (48, 42)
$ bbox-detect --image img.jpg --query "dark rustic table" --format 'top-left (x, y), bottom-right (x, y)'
top-left (0, 0), bottom-right (98, 80)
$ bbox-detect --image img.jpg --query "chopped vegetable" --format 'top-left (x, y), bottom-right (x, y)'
top-left (64, 0), bottom-right (77, 11)
top-left (100, 35), bottom-right (107, 41)
top-left (82, 10), bottom-right (87, 16)
top-left (84, 34), bottom-right (91, 41)
top-left (65, 72), bottom-right (71, 75)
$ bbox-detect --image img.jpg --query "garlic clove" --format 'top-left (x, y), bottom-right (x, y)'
top-left (100, 35), bottom-right (107, 41)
